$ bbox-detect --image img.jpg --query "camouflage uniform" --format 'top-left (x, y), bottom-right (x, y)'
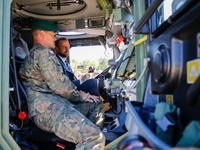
top-left (19, 43), bottom-right (105, 150)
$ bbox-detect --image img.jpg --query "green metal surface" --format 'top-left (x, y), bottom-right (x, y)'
top-left (117, 40), bottom-right (135, 77)
top-left (126, 49), bottom-right (135, 73)
top-left (134, 0), bottom-right (147, 101)
top-left (96, 0), bottom-right (112, 20)
top-left (107, 78), bottom-right (121, 88)
top-left (114, 8), bottom-right (134, 23)
top-left (0, 0), bottom-right (20, 149)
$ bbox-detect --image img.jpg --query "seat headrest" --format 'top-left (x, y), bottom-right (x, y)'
top-left (13, 33), bottom-right (29, 63)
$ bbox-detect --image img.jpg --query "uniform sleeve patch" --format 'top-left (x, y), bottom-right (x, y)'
top-left (49, 50), bottom-right (55, 55)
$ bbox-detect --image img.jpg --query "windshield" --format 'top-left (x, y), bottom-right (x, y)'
top-left (69, 45), bottom-right (113, 76)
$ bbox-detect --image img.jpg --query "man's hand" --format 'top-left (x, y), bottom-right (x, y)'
top-left (81, 74), bottom-right (90, 83)
top-left (79, 90), bottom-right (99, 103)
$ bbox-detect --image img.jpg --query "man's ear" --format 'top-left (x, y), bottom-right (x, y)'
top-left (39, 30), bottom-right (45, 39)
top-left (55, 47), bottom-right (59, 52)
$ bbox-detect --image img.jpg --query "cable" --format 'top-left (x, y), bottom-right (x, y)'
top-left (10, 15), bottom-right (21, 111)
top-left (126, 57), bottom-right (150, 94)
top-left (128, 90), bottom-right (136, 95)
top-left (121, 54), bottom-right (135, 63)
top-left (111, 104), bottom-right (122, 115)
top-left (109, 53), bottom-right (135, 85)
top-left (10, 11), bottom-right (24, 131)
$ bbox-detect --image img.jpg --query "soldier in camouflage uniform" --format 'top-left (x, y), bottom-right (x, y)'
top-left (19, 20), bottom-right (105, 150)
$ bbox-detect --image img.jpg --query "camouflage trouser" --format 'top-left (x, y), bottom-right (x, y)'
top-left (74, 99), bottom-right (105, 130)
top-left (33, 102), bottom-right (105, 150)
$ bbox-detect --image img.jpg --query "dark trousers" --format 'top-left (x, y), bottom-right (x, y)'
top-left (72, 78), bottom-right (99, 96)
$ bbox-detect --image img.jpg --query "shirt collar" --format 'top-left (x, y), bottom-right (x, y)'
top-left (58, 55), bottom-right (68, 64)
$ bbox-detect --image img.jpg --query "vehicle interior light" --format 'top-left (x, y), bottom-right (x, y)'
top-left (58, 31), bottom-right (86, 36)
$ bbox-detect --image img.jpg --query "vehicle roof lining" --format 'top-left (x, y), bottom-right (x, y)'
top-left (12, 0), bottom-right (102, 21)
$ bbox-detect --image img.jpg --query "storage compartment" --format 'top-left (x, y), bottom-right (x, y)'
top-left (125, 101), bottom-right (172, 149)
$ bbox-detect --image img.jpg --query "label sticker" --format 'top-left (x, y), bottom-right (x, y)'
top-left (187, 59), bottom-right (200, 84)
top-left (166, 95), bottom-right (173, 104)
top-left (197, 33), bottom-right (200, 57)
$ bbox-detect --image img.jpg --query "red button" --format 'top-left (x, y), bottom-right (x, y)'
top-left (18, 111), bottom-right (27, 119)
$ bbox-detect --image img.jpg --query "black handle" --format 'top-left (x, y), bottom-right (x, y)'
top-left (187, 76), bottom-right (200, 106)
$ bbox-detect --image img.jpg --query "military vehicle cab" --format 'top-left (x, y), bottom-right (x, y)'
top-left (0, 0), bottom-right (200, 149)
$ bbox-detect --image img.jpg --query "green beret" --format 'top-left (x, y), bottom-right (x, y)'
top-left (31, 20), bottom-right (59, 32)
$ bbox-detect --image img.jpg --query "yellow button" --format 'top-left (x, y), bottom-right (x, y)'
top-left (166, 95), bottom-right (173, 104)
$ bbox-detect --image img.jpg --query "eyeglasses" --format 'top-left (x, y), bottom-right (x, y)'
top-left (54, 31), bottom-right (59, 37)
top-left (45, 31), bottom-right (57, 38)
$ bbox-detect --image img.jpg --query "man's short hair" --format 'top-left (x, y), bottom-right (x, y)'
top-left (31, 29), bottom-right (41, 37)
top-left (55, 38), bottom-right (68, 47)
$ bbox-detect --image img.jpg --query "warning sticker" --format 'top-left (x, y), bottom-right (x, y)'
top-left (197, 33), bottom-right (200, 57)
top-left (166, 95), bottom-right (173, 104)
top-left (187, 59), bottom-right (200, 84)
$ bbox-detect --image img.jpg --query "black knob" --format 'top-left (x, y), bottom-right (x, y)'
top-left (152, 45), bottom-right (170, 83)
